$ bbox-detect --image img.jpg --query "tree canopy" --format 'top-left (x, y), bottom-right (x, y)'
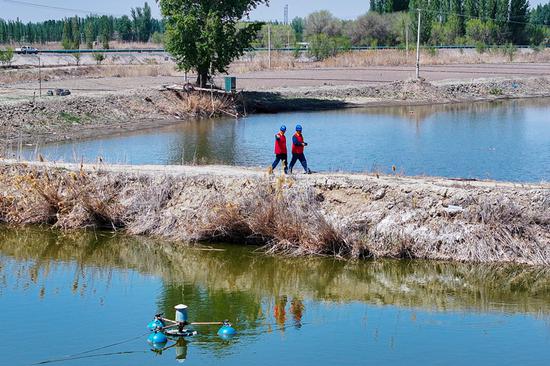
top-left (157, 0), bottom-right (268, 87)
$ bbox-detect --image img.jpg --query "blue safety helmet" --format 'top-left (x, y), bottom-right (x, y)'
top-left (280, 125), bottom-right (287, 132)
top-left (296, 124), bottom-right (303, 132)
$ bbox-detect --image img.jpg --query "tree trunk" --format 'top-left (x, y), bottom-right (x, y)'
top-left (196, 69), bottom-right (209, 88)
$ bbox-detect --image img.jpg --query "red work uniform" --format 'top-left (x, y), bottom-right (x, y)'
top-left (274, 131), bottom-right (287, 154)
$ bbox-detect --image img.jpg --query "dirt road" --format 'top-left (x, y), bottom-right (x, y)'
top-left (2, 63), bottom-right (550, 101)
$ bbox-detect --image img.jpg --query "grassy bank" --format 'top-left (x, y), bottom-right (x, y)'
top-left (0, 161), bottom-right (548, 265)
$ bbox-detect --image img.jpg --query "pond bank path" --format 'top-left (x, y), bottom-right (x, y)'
top-left (1, 159), bottom-right (548, 266)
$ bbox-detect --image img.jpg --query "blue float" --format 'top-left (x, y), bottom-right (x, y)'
top-left (148, 331), bottom-right (168, 345)
top-left (217, 324), bottom-right (237, 338)
top-left (147, 319), bottom-right (165, 331)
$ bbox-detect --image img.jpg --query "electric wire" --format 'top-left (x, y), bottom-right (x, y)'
top-left (0, 0), bottom-right (125, 17)
top-left (416, 6), bottom-right (548, 27)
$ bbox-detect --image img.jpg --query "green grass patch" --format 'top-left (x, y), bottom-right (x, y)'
top-left (489, 88), bottom-right (503, 96)
top-left (59, 112), bottom-right (81, 124)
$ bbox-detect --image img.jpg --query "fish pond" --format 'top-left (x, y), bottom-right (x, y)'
top-left (0, 227), bottom-right (549, 366)
top-left (15, 98), bottom-right (550, 182)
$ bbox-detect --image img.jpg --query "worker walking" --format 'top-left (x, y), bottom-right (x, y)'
top-left (269, 125), bottom-right (288, 174)
top-left (289, 124), bottom-right (311, 174)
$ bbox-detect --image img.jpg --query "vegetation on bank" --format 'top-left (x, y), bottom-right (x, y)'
top-left (0, 163), bottom-right (548, 265)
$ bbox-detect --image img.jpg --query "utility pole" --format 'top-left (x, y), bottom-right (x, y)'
top-left (268, 23), bottom-right (272, 69)
top-left (416, 8), bottom-right (421, 79)
top-left (406, 22), bottom-right (409, 58)
top-left (38, 55), bottom-right (42, 97)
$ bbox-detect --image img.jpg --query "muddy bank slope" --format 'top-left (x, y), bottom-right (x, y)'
top-left (1, 160), bottom-right (548, 266)
top-left (255, 76), bottom-right (550, 111)
top-left (2, 76), bottom-right (550, 147)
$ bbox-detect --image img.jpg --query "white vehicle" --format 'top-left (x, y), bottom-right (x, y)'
top-left (15, 46), bottom-right (38, 54)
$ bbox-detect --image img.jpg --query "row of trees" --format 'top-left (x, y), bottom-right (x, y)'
top-left (0, 2), bottom-right (163, 48)
top-left (282, 0), bottom-right (549, 50)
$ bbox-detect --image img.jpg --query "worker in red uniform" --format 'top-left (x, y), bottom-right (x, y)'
top-left (269, 125), bottom-right (288, 174)
top-left (289, 124), bottom-right (311, 174)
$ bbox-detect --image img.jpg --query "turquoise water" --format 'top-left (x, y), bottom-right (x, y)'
top-left (1, 228), bottom-right (549, 365)
top-left (16, 98), bottom-right (550, 182)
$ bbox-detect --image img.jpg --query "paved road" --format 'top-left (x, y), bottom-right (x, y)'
top-left (1, 63), bottom-right (550, 101)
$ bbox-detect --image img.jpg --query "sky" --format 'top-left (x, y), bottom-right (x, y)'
top-left (0, 0), bottom-right (548, 22)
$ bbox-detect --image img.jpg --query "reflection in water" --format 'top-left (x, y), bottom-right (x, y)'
top-left (17, 97), bottom-right (550, 182)
top-left (1, 227), bottom-right (549, 315)
top-left (1, 227), bottom-right (550, 365)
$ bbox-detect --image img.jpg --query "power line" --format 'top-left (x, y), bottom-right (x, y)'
top-left (417, 7), bottom-right (547, 27)
top-left (0, 0), bottom-right (125, 17)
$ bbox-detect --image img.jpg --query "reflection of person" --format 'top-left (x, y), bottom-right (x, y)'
top-left (269, 125), bottom-right (288, 174)
top-left (289, 124), bottom-right (311, 174)
top-left (274, 295), bottom-right (288, 328)
top-left (290, 297), bottom-right (304, 328)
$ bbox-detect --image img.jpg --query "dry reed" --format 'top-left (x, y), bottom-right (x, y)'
top-left (0, 163), bottom-right (548, 265)
top-left (231, 48), bottom-right (550, 73)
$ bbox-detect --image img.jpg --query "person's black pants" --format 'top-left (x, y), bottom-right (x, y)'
top-left (272, 154), bottom-right (288, 174)
top-left (289, 153), bottom-right (308, 173)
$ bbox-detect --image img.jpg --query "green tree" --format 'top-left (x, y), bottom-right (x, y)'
top-left (464, 0), bottom-right (480, 18)
top-left (291, 17), bottom-right (304, 41)
top-left (61, 19), bottom-right (72, 49)
top-left (509, 0), bottom-right (529, 44)
top-left (530, 3), bottom-right (550, 26)
top-left (116, 15), bottom-right (133, 41)
top-left (304, 10), bottom-right (342, 37)
top-left (70, 16), bottom-right (81, 49)
top-left (158, 0), bottom-right (268, 87)
top-left (84, 20), bottom-right (95, 48)
top-left (409, 0), bottom-right (433, 43)
top-left (132, 2), bottom-right (153, 42)
top-left (349, 12), bottom-right (396, 46)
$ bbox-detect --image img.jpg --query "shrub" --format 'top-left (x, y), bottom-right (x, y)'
top-left (93, 53), bottom-right (105, 65)
top-left (73, 53), bottom-right (81, 66)
top-left (0, 47), bottom-right (14, 66)
top-left (308, 34), bottom-right (350, 61)
top-left (475, 42), bottom-right (487, 54)
top-left (501, 43), bottom-right (518, 62)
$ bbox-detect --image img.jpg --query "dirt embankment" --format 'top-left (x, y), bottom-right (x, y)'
top-left (1, 76), bottom-right (550, 147)
top-left (1, 160), bottom-right (548, 266)
top-left (266, 76), bottom-right (550, 108)
top-left (0, 88), bottom-right (238, 147)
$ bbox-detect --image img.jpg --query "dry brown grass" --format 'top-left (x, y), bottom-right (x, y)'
top-left (1, 163), bottom-right (548, 265)
top-left (231, 48), bottom-right (550, 73)
top-left (0, 64), bottom-right (180, 84)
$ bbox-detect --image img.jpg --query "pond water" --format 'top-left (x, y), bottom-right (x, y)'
top-left (1, 228), bottom-right (549, 366)
top-left (15, 98), bottom-right (550, 182)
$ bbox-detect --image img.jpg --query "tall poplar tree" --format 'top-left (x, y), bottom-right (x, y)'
top-left (509, 0), bottom-right (529, 44)
top-left (158, 0), bottom-right (269, 87)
